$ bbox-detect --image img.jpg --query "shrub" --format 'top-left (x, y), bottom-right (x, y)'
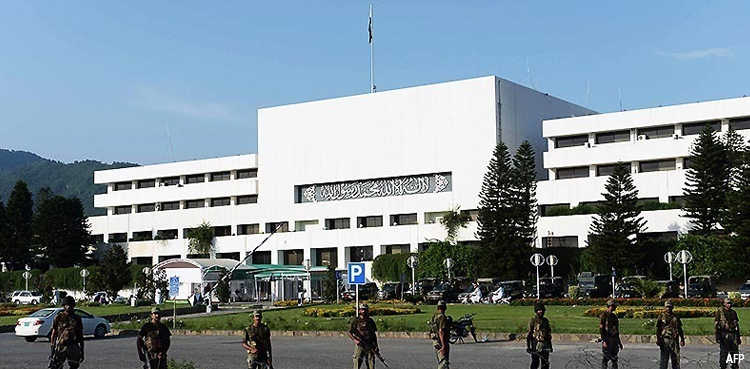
top-left (583, 306), bottom-right (716, 319)
top-left (301, 306), bottom-right (420, 318)
top-left (511, 297), bottom-right (745, 307)
top-left (167, 358), bottom-right (202, 369)
top-left (273, 300), bottom-right (299, 307)
top-left (568, 286), bottom-right (580, 299)
top-left (633, 279), bottom-right (664, 299)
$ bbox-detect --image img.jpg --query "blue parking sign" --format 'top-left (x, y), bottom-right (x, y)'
top-left (347, 263), bottom-right (366, 285)
top-left (169, 276), bottom-right (179, 297)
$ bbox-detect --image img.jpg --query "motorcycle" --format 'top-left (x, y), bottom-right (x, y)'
top-left (449, 313), bottom-right (478, 344)
top-left (490, 288), bottom-right (511, 305)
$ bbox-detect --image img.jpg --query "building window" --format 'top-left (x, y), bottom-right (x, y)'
top-left (555, 134), bottom-right (589, 148)
top-left (114, 206), bottom-right (132, 215)
top-left (348, 246), bottom-right (373, 262)
top-left (213, 226), bottom-right (231, 237)
top-left (283, 250), bottom-right (304, 265)
top-left (114, 182), bottom-right (132, 191)
top-left (90, 234), bottom-right (104, 244)
top-left (682, 158), bottom-right (694, 170)
top-left (186, 174), bottom-right (205, 184)
top-left (236, 195), bottom-right (258, 205)
top-left (137, 203), bottom-right (156, 213)
top-left (357, 216), bottom-right (383, 228)
top-left (211, 197), bottom-right (231, 207)
top-left (556, 166), bottom-right (590, 180)
top-left (161, 177), bottom-right (180, 186)
top-left (155, 229), bottom-right (178, 240)
top-left (159, 255), bottom-right (181, 263)
top-left (161, 201), bottom-right (180, 211)
top-left (266, 222), bottom-right (289, 233)
top-left (460, 209), bottom-right (479, 222)
top-left (252, 251), bottom-right (271, 264)
top-left (325, 218), bottom-right (350, 230)
top-left (595, 130), bottom-right (630, 144)
top-left (314, 248), bottom-right (338, 267)
top-left (217, 252), bottom-right (240, 261)
top-left (596, 164), bottom-right (622, 177)
top-left (238, 224), bottom-right (260, 235)
top-left (638, 125), bottom-right (674, 139)
top-left (639, 159), bottom-right (676, 173)
top-left (682, 121), bottom-right (721, 136)
top-left (669, 196), bottom-right (686, 206)
top-left (383, 244), bottom-right (410, 254)
top-left (131, 231), bottom-right (152, 242)
top-left (108, 233), bottom-right (127, 243)
top-left (210, 171), bottom-right (230, 182)
top-left (183, 228), bottom-right (195, 239)
top-left (185, 199), bottom-right (205, 209)
top-left (131, 257), bottom-right (152, 265)
top-left (542, 236), bottom-right (578, 248)
top-left (730, 117), bottom-right (750, 131)
top-left (236, 169), bottom-right (258, 179)
top-left (137, 179), bottom-right (156, 189)
top-left (390, 213), bottom-right (417, 226)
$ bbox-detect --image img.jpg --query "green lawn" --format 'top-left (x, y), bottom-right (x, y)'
top-left (0, 301), bottom-right (191, 326)
top-left (175, 304), bottom-right (750, 336)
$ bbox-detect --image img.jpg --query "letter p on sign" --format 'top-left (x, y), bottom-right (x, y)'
top-left (348, 262), bottom-right (366, 285)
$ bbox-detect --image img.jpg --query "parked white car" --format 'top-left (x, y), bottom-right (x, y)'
top-left (15, 308), bottom-right (111, 342)
top-left (11, 291), bottom-right (43, 305)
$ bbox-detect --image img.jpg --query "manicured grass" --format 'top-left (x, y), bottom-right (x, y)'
top-left (0, 301), bottom-right (191, 326)
top-left (177, 303), bottom-right (750, 336)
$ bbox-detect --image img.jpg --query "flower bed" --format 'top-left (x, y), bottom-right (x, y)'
top-left (301, 306), bottom-right (421, 318)
top-left (583, 306), bottom-right (717, 319)
top-left (0, 306), bottom-right (46, 317)
top-left (512, 298), bottom-right (744, 308)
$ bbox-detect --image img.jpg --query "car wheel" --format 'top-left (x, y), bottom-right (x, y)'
top-left (31, 300), bottom-right (38, 305)
top-left (94, 324), bottom-right (107, 338)
top-left (24, 336), bottom-right (37, 342)
top-left (13, 300), bottom-right (20, 305)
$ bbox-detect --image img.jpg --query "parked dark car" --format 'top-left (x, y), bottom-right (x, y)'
top-left (425, 282), bottom-right (460, 304)
top-left (587, 274), bottom-right (613, 298)
top-left (615, 276), bottom-right (647, 298)
top-left (687, 275), bottom-right (716, 298)
top-left (341, 282), bottom-right (378, 301)
top-left (499, 280), bottom-right (525, 300)
top-left (738, 280), bottom-right (750, 300)
top-left (377, 282), bottom-right (403, 300)
top-left (658, 280), bottom-right (681, 299)
top-left (577, 272), bottom-right (595, 297)
top-left (536, 277), bottom-right (565, 298)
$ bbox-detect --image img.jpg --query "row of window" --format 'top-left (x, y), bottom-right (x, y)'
top-left (113, 195), bottom-right (258, 215)
top-left (554, 116), bottom-right (750, 149)
top-left (555, 158), bottom-right (695, 180)
top-left (113, 169), bottom-right (258, 191)
top-left (541, 231), bottom-right (678, 248)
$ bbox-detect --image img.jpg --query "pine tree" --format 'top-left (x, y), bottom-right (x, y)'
top-left (585, 162), bottom-right (646, 273)
top-left (93, 244), bottom-right (132, 298)
top-left (2, 181), bottom-right (34, 269)
top-left (727, 150), bottom-right (750, 243)
top-left (683, 125), bottom-right (729, 235)
top-left (511, 140), bottom-right (538, 243)
top-left (322, 264), bottom-right (338, 303)
top-left (34, 196), bottom-right (90, 268)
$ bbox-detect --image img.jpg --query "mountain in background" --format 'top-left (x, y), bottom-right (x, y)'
top-left (0, 149), bottom-right (138, 216)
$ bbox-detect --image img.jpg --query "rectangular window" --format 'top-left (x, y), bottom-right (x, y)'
top-left (348, 246), bottom-right (374, 262)
top-left (325, 218), bottom-right (350, 230)
top-left (114, 206), bottom-right (132, 215)
top-left (682, 121), bottom-right (721, 136)
top-left (137, 179), bottom-right (155, 189)
top-left (137, 203), bottom-right (155, 213)
top-left (669, 196), bottom-right (686, 206)
top-left (314, 248), bottom-right (338, 267)
top-left (357, 216), bottom-right (383, 228)
top-left (460, 209), bottom-right (479, 222)
top-left (210, 171), bottom-right (230, 182)
top-left (211, 197), bottom-right (231, 207)
top-left (185, 199), bottom-right (205, 209)
top-left (542, 236), bottom-right (578, 248)
top-left (161, 201), bottom-right (180, 211)
top-left (638, 125), bottom-right (675, 139)
top-left (251, 251), bottom-right (271, 264)
top-left (236, 195), bottom-right (258, 205)
top-left (595, 130), bottom-right (630, 144)
top-left (236, 169), bottom-right (258, 179)
top-left (131, 257), bottom-right (152, 266)
top-left (156, 229), bottom-right (178, 240)
top-left (639, 159), bottom-right (676, 173)
top-left (161, 177), bottom-right (180, 186)
top-left (596, 164), bottom-right (618, 177)
top-left (108, 233), bottom-right (127, 243)
top-left (182, 228), bottom-right (195, 239)
top-left (216, 252), bottom-right (240, 261)
top-left (390, 213), bottom-right (417, 226)
top-left (131, 231), bottom-right (152, 241)
top-left (683, 157), bottom-right (694, 170)
top-left (283, 249), bottom-right (304, 265)
top-left (213, 226), bottom-right (231, 237)
top-left (238, 224), bottom-right (260, 235)
top-left (114, 182), bottom-right (132, 191)
top-left (90, 234), bottom-right (104, 244)
top-left (554, 134), bottom-right (589, 148)
top-left (540, 204), bottom-right (571, 217)
top-left (556, 166), bottom-right (590, 179)
top-left (186, 174), bottom-right (205, 184)
top-left (266, 222), bottom-right (289, 233)
top-left (730, 117), bottom-right (750, 131)
top-left (383, 244), bottom-right (410, 254)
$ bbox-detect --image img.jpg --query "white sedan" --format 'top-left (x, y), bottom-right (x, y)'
top-left (15, 308), bottom-right (111, 342)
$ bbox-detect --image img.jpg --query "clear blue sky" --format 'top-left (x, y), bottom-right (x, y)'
top-left (1, 1), bottom-right (748, 165)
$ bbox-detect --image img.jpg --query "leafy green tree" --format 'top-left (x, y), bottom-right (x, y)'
top-left (188, 221), bottom-right (215, 257)
top-left (510, 140), bottom-right (538, 243)
top-left (440, 206), bottom-right (470, 244)
top-left (683, 125), bottom-right (729, 235)
top-left (33, 196), bottom-right (90, 268)
top-left (416, 241), bottom-right (476, 281)
top-left (372, 253), bottom-right (412, 283)
top-left (670, 234), bottom-right (745, 279)
top-left (91, 245), bottom-right (131, 298)
top-left (215, 270), bottom-right (230, 303)
top-left (1, 180), bottom-right (34, 269)
top-left (136, 268), bottom-right (168, 301)
top-left (585, 162), bottom-right (646, 274)
top-left (322, 264), bottom-right (338, 303)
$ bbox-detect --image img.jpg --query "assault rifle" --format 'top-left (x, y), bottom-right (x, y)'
top-left (47, 343), bottom-right (55, 368)
top-left (349, 328), bottom-right (388, 368)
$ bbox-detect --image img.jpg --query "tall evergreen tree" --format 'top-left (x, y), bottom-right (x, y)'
top-left (727, 149), bottom-right (750, 243)
top-left (34, 196), bottom-right (90, 268)
top-left (683, 125), bottom-right (729, 235)
top-left (511, 140), bottom-right (538, 243)
top-left (1, 181), bottom-right (34, 269)
top-left (585, 162), bottom-right (646, 273)
top-left (92, 244), bottom-right (131, 298)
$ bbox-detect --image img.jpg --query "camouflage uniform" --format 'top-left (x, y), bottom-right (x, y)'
top-left (243, 322), bottom-right (272, 369)
top-left (139, 320), bottom-right (172, 369)
top-left (527, 304), bottom-right (552, 369)
top-left (50, 310), bottom-right (84, 369)
top-left (715, 303), bottom-right (741, 369)
top-left (656, 305), bottom-right (684, 369)
top-left (430, 311), bottom-right (451, 369)
top-left (349, 314), bottom-right (378, 369)
top-left (600, 308), bottom-right (621, 369)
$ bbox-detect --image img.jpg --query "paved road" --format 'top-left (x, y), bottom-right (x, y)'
top-left (1, 332), bottom-right (731, 369)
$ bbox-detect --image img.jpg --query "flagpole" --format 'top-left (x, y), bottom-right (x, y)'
top-left (369, 4), bottom-right (374, 93)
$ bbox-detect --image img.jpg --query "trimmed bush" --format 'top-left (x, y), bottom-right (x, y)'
top-left (583, 306), bottom-right (716, 319)
top-left (301, 305), bottom-right (421, 318)
top-left (511, 297), bottom-right (746, 307)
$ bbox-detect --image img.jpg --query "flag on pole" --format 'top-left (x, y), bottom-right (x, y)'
top-left (368, 4), bottom-right (373, 44)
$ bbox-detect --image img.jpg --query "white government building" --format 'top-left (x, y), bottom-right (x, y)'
top-left (88, 76), bottom-right (593, 299)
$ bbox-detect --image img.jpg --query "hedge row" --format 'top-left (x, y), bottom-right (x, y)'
top-left (301, 306), bottom-right (421, 318)
top-left (1, 264), bottom-right (145, 292)
top-left (583, 306), bottom-right (717, 319)
top-left (511, 298), bottom-right (746, 308)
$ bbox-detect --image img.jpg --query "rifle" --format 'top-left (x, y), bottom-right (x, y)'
top-left (350, 328), bottom-right (388, 368)
top-left (47, 342), bottom-right (55, 369)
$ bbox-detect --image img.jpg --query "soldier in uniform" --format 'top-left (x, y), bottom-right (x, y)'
top-left (656, 300), bottom-right (685, 369)
top-left (137, 307), bottom-right (172, 369)
top-left (527, 301), bottom-right (552, 369)
top-left (430, 300), bottom-right (451, 369)
top-left (242, 310), bottom-right (273, 369)
top-left (49, 296), bottom-right (85, 369)
top-left (348, 304), bottom-right (379, 369)
top-left (600, 299), bottom-right (623, 369)
top-left (715, 298), bottom-right (742, 369)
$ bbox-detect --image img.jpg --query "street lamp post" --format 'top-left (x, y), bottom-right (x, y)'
top-left (676, 250), bottom-right (693, 298)
top-left (303, 258), bottom-right (312, 303)
top-left (611, 267), bottom-right (617, 298)
top-left (530, 253), bottom-right (545, 299)
top-left (407, 255), bottom-right (419, 294)
top-left (80, 269), bottom-right (89, 293)
top-left (546, 255), bottom-right (558, 278)
top-left (664, 252), bottom-right (676, 281)
top-left (443, 258), bottom-right (454, 280)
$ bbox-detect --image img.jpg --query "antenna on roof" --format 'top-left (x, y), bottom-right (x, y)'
top-left (585, 79), bottom-right (591, 106)
top-left (618, 86), bottom-right (623, 111)
top-left (164, 123), bottom-right (176, 162)
top-left (526, 59), bottom-right (538, 90)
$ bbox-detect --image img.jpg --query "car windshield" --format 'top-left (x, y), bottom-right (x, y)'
top-left (740, 284), bottom-right (750, 290)
top-left (433, 283), bottom-right (450, 291)
top-left (29, 309), bottom-right (57, 318)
